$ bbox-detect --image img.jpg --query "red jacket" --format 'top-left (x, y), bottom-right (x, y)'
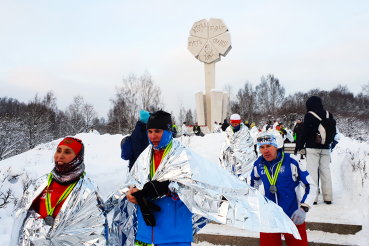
top-left (153, 149), bottom-right (165, 172)
top-left (32, 180), bottom-right (70, 219)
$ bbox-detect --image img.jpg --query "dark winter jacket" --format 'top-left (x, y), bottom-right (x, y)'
top-left (129, 121), bottom-right (149, 171)
top-left (172, 125), bottom-right (178, 138)
top-left (293, 122), bottom-right (304, 142)
top-left (221, 119), bottom-right (229, 131)
top-left (193, 125), bottom-right (202, 134)
top-left (297, 96), bottom-right (334, 150)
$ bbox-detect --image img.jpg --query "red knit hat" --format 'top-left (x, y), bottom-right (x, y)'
top-left (57, 137), bottom-right (83, 155)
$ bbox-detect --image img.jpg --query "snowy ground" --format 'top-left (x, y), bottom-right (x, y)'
top-left (0, 131), bottom-right (368, 245)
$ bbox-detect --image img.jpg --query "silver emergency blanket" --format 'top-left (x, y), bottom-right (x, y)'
top-left (10, 173), bottom-right (107, 246)
top-left (182, 124), bottom-right (189, 135)
top-left (213, 124), bottom-right (221, 133)
top-left (249, 126), bottom-right (260, 144)
top-left (219, 124), bottom-right (257, 179)
top-left (107, 139), bottom-right (300, 245)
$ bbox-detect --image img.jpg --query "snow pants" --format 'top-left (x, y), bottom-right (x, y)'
top-left (306, 148), bottom-right (332, 202)
top-left (260, 222), bottom-right (308, 246)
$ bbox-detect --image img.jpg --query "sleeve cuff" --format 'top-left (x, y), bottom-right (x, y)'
top-left (301, 203), bottom-right (310, 209)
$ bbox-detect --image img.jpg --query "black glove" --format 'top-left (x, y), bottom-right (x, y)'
top-left (143, 180), bottom-right (170, 200)
top-left (132, 190), bottom-right (161, 226)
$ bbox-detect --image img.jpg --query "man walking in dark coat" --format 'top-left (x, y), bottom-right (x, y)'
top-left (297, 96), bottom-right (335, 205)
top-left (129, 110), bottom-right (150, 171)
top-left (221, 119), bottom-right (229, 132)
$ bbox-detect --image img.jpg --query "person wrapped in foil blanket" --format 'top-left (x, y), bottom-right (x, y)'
top-left (106, 124), bottom-right (300, 245)
top-left (219, 114), bottom-right (257, 180)
top-left (10, 174), bottom-right (107, 246)
top-left (10, 137), bottom-right (107, 246)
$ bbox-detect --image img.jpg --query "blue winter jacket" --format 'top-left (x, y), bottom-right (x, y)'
top-left (136, 193), bottom-right (193, 244)
top-left (250, 149), bottom-right (316, 217)
top-left (129, 121), bottom-right (149, 171)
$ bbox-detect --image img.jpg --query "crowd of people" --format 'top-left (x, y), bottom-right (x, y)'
top-left (11, 95), bottom-right (338, 246)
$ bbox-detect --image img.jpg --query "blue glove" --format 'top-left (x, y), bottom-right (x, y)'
top-left (291, 207), bottom-right (306, 225)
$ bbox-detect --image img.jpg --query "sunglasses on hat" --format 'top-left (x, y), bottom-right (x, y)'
top-left (257, 135), bottom-right (274, 144)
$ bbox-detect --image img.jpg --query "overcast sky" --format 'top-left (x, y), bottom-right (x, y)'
top-left (1, 0), bottom-right (368, 119)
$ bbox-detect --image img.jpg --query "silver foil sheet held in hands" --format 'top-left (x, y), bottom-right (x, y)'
top-left (219, 123), bottom-right (257, 179)
top-left (107, 139), bottom-right (300, 245)
top-left (10, 174), bottom-right (108, 246)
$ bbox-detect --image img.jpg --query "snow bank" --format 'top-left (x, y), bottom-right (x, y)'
top-left (0, 131), bottom-right (368, 244)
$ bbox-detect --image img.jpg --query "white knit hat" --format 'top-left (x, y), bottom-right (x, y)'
top-left (230, 114), bottom-right (241, 123)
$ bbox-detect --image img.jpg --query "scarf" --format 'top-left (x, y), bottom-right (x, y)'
top-left (52, 147), bottom-right (85, 185)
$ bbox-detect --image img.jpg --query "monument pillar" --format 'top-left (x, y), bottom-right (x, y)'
top-left (204, 62), bottom-right (215, 128)
top-left (187, 18), bottom-right (232, 133)
top-left (211, 90), bottom-right (224, 129)
top-left (195, 91), bottom-right (206, 125)
top-left (222, 92), bottom-right (228, 122)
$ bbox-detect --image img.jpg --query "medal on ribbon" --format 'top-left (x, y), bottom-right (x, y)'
top-left (44, 172), bottom-right (83, 226)
top-left (264, 152), bottom-right (284, 194)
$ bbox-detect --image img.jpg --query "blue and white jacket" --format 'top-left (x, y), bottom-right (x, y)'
top-left (250, 149), bottom-right (317, 217)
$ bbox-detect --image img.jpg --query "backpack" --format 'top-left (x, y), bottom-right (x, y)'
top-left (308, 111), bottom-right (336, 145)
top-left (120, 135), bottom-right (132, 160)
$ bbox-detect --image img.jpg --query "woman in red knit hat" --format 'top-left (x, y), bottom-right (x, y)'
top-left (10, 137), bottom-right (107, 246)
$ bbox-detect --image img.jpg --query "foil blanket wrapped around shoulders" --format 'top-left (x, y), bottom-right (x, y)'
top-left (219, 123), bottom-right (257, 179)
top-left (10, 173), bottom-right (108, 246)
top-left (105, 139), bottom-right (300, 246)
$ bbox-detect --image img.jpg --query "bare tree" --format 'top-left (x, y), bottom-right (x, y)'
top-left (0, 115), bottom-right (24, 160)
top-left (362, 81), bottom-right (369, 98)
top-left (83, 103), bottom-right (97, 130)
top-left (185, 109), bottom-right (194, 125)
top-left (108, 92), bottom-right (129, 134)
top-left (233, 81), bottom-right (256, 122)
top-left (108, 71), bottom-right (164, 134)
top-left (139, 70), bottom-right (165, 111)
top-left (193, 109), bottom-right (197, 123)
top-left (0, 186), bottom-right (15, 209)
top-left (65, 95), bottom-right (86, 135)
top-left (266, 74), bottom-right (285, 115)
top-left (22, 94), bottom-right (53, 150)
top-left (178, 99), bottom-right (186, 124)
top-left (254, 74), bottom-right (285, 117)
top-left (222, 83), bottom-right (233, 119)
top-left (65, 95), bottom-right (97, 134)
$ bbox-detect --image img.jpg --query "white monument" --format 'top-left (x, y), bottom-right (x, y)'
top-left (187, 18), bottom-right (232, 132)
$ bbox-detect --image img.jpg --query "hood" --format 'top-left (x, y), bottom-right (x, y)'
top-left (136, 121), bottom-right (147, 129)
top-left (10, 174), bottom-right (107, 246)
top-left (306, 96), bottom-right (323, 111)
top-left (223, 119), bottom-right (228, 124)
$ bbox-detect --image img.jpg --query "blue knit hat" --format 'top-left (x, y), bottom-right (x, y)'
top-left (257, 134), bottom-right (278, 149)
top-left (139, 110), bottom-right (150, 124)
